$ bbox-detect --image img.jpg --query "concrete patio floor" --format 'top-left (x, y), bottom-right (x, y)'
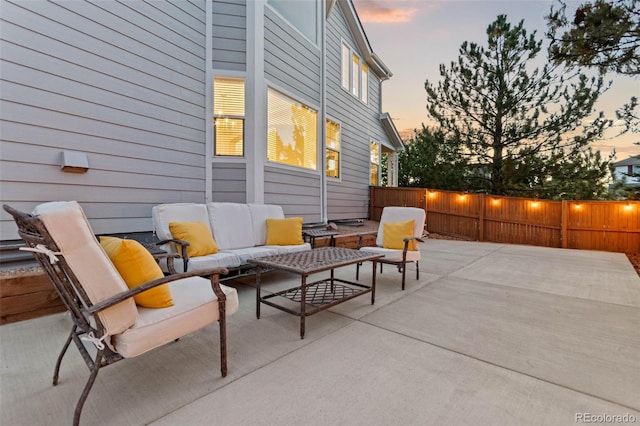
top-left (1, 239), bottom-right (639, 426)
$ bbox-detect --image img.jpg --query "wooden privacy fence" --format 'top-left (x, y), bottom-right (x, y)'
top-left (369, 186), bottom-right (640, 253)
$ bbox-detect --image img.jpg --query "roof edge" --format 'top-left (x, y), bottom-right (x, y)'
top-left (336, 0), bottom-right (392, 80)
top-left (380, 113), bottom-right (405, 151)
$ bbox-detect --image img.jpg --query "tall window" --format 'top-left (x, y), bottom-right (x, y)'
top-left (325, 119), bottom-right (340, 178)
top-left (268, 0), bottom-right (318, 44)
top-left (351, 54), bottom-right (360, 97)
top-left (341, 42), bottom-right (368, 104)
top-left (267, 88), bottom-right (318, 170)
top-left (370, 141), bottom-right (380, 185)
top-left (341, 43), bottom-right (350, 90)
top-left (361, 64), bottom-right (368, 104)
top-left (214, 77), bottom-right (244, 156)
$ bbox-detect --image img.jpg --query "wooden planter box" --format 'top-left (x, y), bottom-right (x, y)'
top-left (0, 269), bottom-right (65, 325)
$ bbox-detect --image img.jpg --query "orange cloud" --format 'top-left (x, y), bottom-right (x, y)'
top-left (353, 0), bottom-right (418, 23)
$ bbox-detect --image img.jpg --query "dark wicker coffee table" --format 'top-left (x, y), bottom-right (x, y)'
top-left (248, 247), bottom-right (384, 338)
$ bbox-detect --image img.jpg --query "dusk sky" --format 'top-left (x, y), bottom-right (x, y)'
top-left (352, 0), bottom-right (640, 159)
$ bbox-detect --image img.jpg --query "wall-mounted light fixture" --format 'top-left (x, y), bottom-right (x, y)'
top-left (60, 151), bottom-right (89, 173)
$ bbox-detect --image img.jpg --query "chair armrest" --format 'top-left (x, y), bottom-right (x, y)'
top-left (87, 267), bottom-right (228, 315)
top-left (156, 238), bottom-right (190, 272)
top-left (402, 236), bottom-right (424, 252)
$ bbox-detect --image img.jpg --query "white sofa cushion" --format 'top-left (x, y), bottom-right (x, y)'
top-left (248, 204), bottom-right (285, 246)
top-left (265, 243), bottom-right (312, 255)
top-left (222, 246), bottom-right (281, 263)
top-left (178, 252), bottom-right (243, 273)
top-left (152, 203), bottom-right (212, 248)
top-left (113, 276), bottom-right (239, 358)
top-left (34, 201), bottom-right (138, 337)
top-left (208, 203), bottom-right (255, 250)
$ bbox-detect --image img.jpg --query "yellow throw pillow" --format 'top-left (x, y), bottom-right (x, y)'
top-left (383, 220), bottom-right (416, 251)
top-left (99, 236), bottom-right (173, 308)
top-left (168, 222), bottom-right (218, 258)
top-left (266, 217), bottom-right (304, 245)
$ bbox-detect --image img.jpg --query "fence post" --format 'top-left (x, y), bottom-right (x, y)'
top-left (561, 200), bottom-right (568, 248)
top-left (424, 189), bottom-right (429, 234)
top-left (478, 193), bottom-right (485, 241)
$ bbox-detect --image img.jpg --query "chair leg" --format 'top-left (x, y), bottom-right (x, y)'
top-left (73, 347), bottom-right (104, 426)
top-left (53, 326), bottom-right (76, 386)
top-left (416, 261), bottom-right (419, 280)
top-left (401, 261), bottom-right (407, 291)
top-left (218, 299), bottom-right (227, 377)
top-left (356, 262), bottom-right (360, 280)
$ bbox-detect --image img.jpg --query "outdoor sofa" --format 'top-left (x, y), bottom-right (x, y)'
top-left (152, 202), bottom-right (311, 276)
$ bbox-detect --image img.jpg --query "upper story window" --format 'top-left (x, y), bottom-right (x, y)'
top-left (341, 41), bottom-right (368, 104)
top-left (351, 54), bottom-right (360, 97)
top-left (341, 43), bottom-right (350, 90)
top-left (268, 0), bottom-right (318, 44)
top-left (213, 77), bottom-right (245, 156)
top-left (325, 119), bottom-right (340, 178)
top-left (370, 141), bottom-right (380, 185)
top-left (361, 64), bottom-right (368, 104)
top-left (267, 88), bottom-right (318, 170)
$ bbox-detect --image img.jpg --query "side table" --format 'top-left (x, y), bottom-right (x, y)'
top-left (302, 229), bottom-right (340, 248)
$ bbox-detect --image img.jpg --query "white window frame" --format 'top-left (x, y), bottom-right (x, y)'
top-left (325, 117), bottom-right (341, 180)
top-left (213, 76), bottom-right (246, 158)
top-left (340, 39), bottom-right (368, 104)
top-left (266, 0), bottom-right (321, 47)
top-left (341, 42), bottom-right (350, 91)
top-left (370, 140), bottom-right (381, 185)
top-left (266, 85), bottom-right (320, 174)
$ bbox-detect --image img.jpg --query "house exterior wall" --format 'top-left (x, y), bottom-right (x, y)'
top-left (211, 0), bottom-right (248, 203)
top-left (0, 0), bottom-right (208, 239)
top-left (325, 2), bottom-right (393, 220)
top-left (0, 0), bottom-right (399, 241)
top-left (212, 0), bottom-right (247, 72)
top-left (262, 3), bottom-right (323, 222)
top-left (614, 164), bottom-right (640, 185)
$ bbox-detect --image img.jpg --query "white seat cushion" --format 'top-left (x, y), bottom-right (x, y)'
top-left (222, 246), bottom-right (281, 263)
top-left (248, 204), bottom-right (285, 246)
top-left (208, 203), bottom-right (255, 250)
top-left (113, 276), bottom-right (239, 358)
top-left (265, 243), bottom-right (312, 255)
top-left (34, 201), bottom-right (137, 337)
top-left (182, 252), bottom-right (243, 273)
top-left (359, 245), bottom-right (421, 262)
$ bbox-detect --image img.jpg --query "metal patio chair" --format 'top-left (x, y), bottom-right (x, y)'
top-left (356, 206), bottom-right (426, 290)
top-left (3, 202), bottom-right (239, 426)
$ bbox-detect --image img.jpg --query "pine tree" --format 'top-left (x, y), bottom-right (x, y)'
top-left (398, 126), bottom-right (468, 190)
top-left (546, 0), bottom-right (639, 135)
top-left (424, 15), bottom-right (612, 198)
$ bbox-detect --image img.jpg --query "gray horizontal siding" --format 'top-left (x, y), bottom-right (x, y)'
top-left (0, 0), bottom-right (207, 240)
top-left (264, 166), bottom-right (321, 223)
top-left (325, 3), bottom-right (390, 220)
top-left (264, 6), bottom-right (321, 103)
top-left (213, 0), bottom-right (246, 72)
top-left (211, 162), bottom-right (247, 203)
